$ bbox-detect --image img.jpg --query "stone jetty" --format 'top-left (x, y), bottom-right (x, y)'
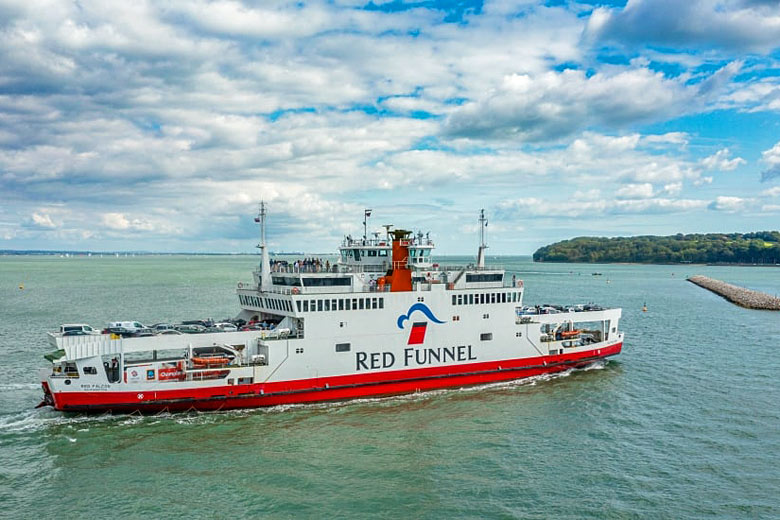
top-left (687, 275), bottom-right (780, 310)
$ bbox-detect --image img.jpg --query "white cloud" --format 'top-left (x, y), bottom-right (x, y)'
top-left (616, 183), bottom-right (654, 199)
top-left (708, 196), bottom-right (749, 212)
top-left (663, 182), bottom-right (683, 195)
top-left (497, 195), bottom-right (707, 218)
top-left (30, 212), bottom-right (58, 229)
top-left (762, 186), bottom-right (780, 197)
top-left (761, 140), bottom-right (780, 181)
top-left (443, 64), bottom-right (738, 141)
top-left (701, 148), bottom-right (746, 171)
top-left (586, 0), bottom-right (780, 53)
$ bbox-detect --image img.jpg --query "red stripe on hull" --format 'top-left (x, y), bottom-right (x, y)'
top-left (51, 342), bottom-right (622, 413)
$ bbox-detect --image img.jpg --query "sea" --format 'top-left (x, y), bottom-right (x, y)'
top-left (0, 255), bottom-right (778, 519)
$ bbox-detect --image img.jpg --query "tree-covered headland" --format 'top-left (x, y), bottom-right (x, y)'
top-left (533, 232), bottom-right (780, 264)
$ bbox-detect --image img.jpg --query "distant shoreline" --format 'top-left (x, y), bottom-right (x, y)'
top-left (533, 260), bottom-right (780, 267)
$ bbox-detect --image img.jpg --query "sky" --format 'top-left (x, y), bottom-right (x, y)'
top-left (1, 0), bottom-right (780, 255)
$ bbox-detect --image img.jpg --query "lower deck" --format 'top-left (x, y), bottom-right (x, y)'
top-left (44, 339), bottom-right (623, 413)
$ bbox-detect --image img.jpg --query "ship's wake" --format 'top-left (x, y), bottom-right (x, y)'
top-left (3, 360), bottom-right (611, 432)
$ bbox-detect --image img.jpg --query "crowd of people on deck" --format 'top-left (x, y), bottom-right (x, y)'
top-left (271, 258), bottom-right (333, 273)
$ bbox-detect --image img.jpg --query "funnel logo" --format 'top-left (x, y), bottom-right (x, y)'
top-left (397, 303), bottom-right (446, 345)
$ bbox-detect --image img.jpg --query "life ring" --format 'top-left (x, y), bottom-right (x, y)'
top-left (292, 287), bottom-right (300, 295)
top-left (517, 280), bottom-right (524, 288)
top-left (238, 282), bottom-right (243, 289)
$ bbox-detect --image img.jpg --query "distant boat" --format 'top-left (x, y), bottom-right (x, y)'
top-left (592, 272), bottom-right (603, 276)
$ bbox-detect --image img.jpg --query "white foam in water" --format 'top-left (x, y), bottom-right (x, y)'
top-left (0, 361), bottom-right (610, 429)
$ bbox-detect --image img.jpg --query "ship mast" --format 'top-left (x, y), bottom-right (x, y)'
top-left (477, 209), bottom-right (488, 269)
top-left (255, 201), bottom-right (272, 289)
top-left (363, 208), bottom-right (372, 244)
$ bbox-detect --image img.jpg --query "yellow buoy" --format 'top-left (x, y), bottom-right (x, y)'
top-left (19, 283), bottom-right (24, 290)
top-left (642, 302), bottom-right (647, 312)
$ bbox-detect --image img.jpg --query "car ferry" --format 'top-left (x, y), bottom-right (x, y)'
top-left (39, 206), bottom-right (623, 413)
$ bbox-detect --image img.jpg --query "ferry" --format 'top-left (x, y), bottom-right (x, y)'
top-left (39, 206), bottom-right (623, 413)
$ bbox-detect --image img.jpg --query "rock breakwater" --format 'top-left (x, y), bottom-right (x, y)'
top-left (687, 275), bottom-right (780, 310)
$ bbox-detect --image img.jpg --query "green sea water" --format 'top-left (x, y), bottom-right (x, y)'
top-left (1, 255), bottom-right (779, 519)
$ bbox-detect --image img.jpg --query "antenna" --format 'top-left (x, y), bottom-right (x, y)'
top-left (477, 209), bottom-right (488, 268)
top-left (363, 209), bottom-right (372, 243)
top-left (256, 201), bottom-right (272, 289)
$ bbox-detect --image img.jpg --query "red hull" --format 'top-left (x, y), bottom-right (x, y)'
top-left (50, 342), bottom-right (622, 413)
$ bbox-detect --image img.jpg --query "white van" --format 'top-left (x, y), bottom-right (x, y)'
top-left (106, 321), bottom-right (147, 333)
top-left (59, 324), bottom-right (100, 335)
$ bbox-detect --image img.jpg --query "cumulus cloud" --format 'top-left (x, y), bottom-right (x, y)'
top-left (701, 148), bottom-right (746, 171)
top-left (497, 195), bottom-right (707, 218)
top-left (442, 64), bottom-right (738, 142)
top-left (30, 212), bottom-right (58, 229)
top-left (616, 183), bottom-right (654, 199)
top-left (761, 141), bottom-right (780, 182)
top-left (708, 196), bottom-right (750, 212)
top-left (586, 0), bottom-right (780, 53)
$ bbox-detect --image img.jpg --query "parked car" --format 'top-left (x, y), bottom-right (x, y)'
top-left (150, 323), bottom-right (176, 332)
top-left (63, 330), bottom-right (91, 336)
top-left (210, 322), bottom-right (238, 332)
top-left (175, 324), bottom-right (206, 334)
top-left (156, 329), bottom-right (183, 335)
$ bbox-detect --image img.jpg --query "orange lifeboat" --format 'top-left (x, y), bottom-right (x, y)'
top-left (191, 356), bottom-right (230, 368)
top-left (560, 330), bottom-right (581, 338)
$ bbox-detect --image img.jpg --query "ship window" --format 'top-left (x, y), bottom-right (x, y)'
top-left (310, 300), bottom-right (316, 312)
top-left (332, 299), bottom-right (337, 311)
top-left (466, 273), bottom-right (503, 283)
top-left (325, 299), bottom-right (331, 311)
top-left (502, 293), bottom-right (507, 303)
top-left (302, 277), bottom-right (351, 287)
top-left (352, 298), bottom-right (357, 309)
top-left (372, 298), bottom-right (377, 309)
top-left (317, 300), bottom-right (323, 312)
top-left (346, 299), bottom-right (351, 310)
top-left (379, 298), bottom-right (384, 309)
top-left (378, 250), bottom-right (388, 256)
top-left (481, 333), bottom-right (493, 341)
top-left (338, 299), bottom-right (344, 310)
top-left (491, 293), bottom-right (496, 304)
top-left (452, 295), bottom-right (456, 305)
top-left (83, 366), bottom-right (97, 375)
top-left (368, 250), bottom-right (377, 257)
top-left (359, 298), bottom-right (364, 310)
top-left (335, 343), bottom-right (351, 352)
top-left (302, 300), bottom-right (308, 312)
top-left (272, 276), bottom-right (302, 287)
top-left (467, 294), bottom-right (473, 305)
top-left (353, 249), bottom-right (361, 261)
